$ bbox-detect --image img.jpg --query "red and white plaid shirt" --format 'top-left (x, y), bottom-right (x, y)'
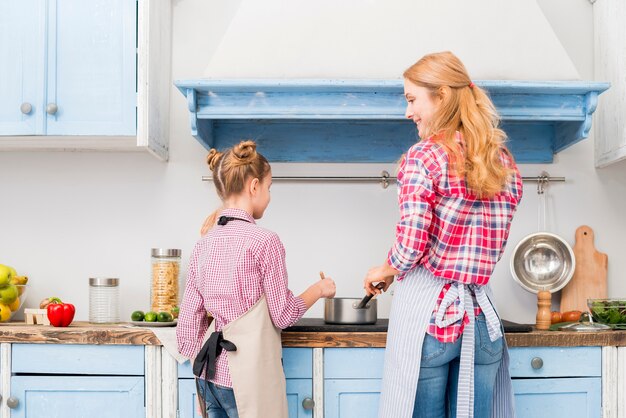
top-left (388, 133), bottom-right (523, 343)
top-left (176, 208), bottom-right (307, 387)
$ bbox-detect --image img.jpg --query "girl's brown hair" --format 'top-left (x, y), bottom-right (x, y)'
top-left (403, 51), bottom-right (515, 198)
top-left (201, 140), bottom-right (270, 234)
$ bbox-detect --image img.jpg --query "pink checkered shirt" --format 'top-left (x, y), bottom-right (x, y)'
top-left (388, 133), bottom-right (523, 343)
top-left (176, 208), bottom-right (307, 387)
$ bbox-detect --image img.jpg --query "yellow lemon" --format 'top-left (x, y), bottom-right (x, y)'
top-left (0, 304), bottom-right (11, 322)
top-left (8, 297), bottom-right (20, 312)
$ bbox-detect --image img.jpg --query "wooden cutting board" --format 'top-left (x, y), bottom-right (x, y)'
top-left (560, 225), bottom-right (608, 312)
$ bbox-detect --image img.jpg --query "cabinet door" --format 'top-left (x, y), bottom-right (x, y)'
top-left (0, 0), bottom-right (46, 135)
top-left (513, 377), bottom-right (601, 418)
top-left (10, 375), bottom-right (144, 418)
top-left (286, 378), bottom-right (313, 418)
top-left (325, 379), bottom-right (381, 418)
top-left (178, 378), bottom-right (202, 418)
top-left (46, 0), bottom-right (136, 135)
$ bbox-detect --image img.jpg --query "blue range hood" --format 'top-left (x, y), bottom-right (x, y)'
top-left (175, 79), bottom-right (609, 163)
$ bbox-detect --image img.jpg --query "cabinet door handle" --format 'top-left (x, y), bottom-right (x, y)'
top-left (20, 102), bottom-right (32, 115)
top-left (6, 396), bottom-right (19, 409)
top-left (302, 397), bottom-right (315, 410)
top-left (46, 103), bottom-right (58, 115)
top-left (530, 357), bottom-right (544, 369)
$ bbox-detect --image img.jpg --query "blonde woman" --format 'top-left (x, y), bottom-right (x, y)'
top-left (364, 52), bottom-right (523, 418)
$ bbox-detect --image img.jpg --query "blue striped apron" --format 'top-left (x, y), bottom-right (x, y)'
top-left (378, 267), bottom-right (516, 418)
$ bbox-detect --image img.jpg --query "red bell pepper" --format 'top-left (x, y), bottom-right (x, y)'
top-left (46, 298), bottom-right (75, 327)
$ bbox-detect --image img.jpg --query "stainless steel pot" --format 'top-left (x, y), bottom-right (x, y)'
top-left (324, 298), bottom-right (377, 324)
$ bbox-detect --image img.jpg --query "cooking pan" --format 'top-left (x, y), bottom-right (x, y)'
top-left (323, 283), bottom-right (384, 325)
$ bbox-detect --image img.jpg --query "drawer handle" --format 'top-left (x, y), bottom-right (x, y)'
top-left (302, 397), bottom-right (315, 410)
top-left (20, 102), bottom-right (32, 115)
top-left (7, 396), bottom-right (19, 409)
top-left (46, 103), bottom-right (58, 115)
top-left (531, 357), bottom-right (544, 369)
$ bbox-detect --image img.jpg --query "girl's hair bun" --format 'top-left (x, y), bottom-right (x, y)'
top-left (232, 140), bottom-right (257, 165)
top-left (206, 148), bottom-right (223, 171)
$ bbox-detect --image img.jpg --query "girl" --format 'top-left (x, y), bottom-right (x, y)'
top-left (177, 140), bottom-right (336, 418)
top-left (364, 51), bottom-right (523, 418)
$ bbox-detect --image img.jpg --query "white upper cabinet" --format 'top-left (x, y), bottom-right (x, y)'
top-left (0, 0), bottom-right (171, 160)
top-left (594, 0), bottom-right (626, 168)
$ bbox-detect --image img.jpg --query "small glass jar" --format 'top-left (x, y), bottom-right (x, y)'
top-left (151, 248), bottom-right (181, 314)
top-left (89, 277), bottom-right (120, 324)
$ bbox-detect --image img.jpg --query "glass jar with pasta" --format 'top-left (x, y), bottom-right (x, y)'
top-left (150, 248), bottom-right (181, 315)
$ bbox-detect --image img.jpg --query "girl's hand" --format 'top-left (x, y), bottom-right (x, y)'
top-left (363, 264), bottom-right (397, 296)
top-left (317, 276), bottom-right (336, 298)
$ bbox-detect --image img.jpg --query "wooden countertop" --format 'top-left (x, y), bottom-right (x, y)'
top-left (2, 321), bottom-right (626, 347)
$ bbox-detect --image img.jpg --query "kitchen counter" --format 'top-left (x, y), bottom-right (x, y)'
top-left (3, 320), bottom-right (626, 347)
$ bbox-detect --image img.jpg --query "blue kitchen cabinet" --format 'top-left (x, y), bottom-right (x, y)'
top-left (0, 0), bottom-right (137, 136)
top-left (177, 348), bottom-right (314, 418)
top-left (509, 347), bottom-right (602, 418)
top-left (9, 344), bottom-right (145, 418)
top-left (324, 348), bottom-right (385, 418)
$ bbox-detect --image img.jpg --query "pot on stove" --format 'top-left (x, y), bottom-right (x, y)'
top-left (324, 298), bottom-right (378, 324)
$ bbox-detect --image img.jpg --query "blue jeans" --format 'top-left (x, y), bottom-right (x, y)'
top-left (197, 380), bottom-right (239, 418)
top-left (412, 314), bottom-right (503, 418)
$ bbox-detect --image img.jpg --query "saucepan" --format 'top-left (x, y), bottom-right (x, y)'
top-left (324, 283), bottom-right (384, 325)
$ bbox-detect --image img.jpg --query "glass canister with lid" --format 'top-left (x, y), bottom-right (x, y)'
top-left (151, 248), bottom-right (181, 314)
top-left (89, 277), bottom-right (120, 324)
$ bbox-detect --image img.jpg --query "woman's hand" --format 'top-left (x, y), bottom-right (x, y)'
top-left (363, 264), bottom-right (398, 296)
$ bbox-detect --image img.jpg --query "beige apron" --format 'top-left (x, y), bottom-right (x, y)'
top-left (222, 295), bottom-right (288, 418)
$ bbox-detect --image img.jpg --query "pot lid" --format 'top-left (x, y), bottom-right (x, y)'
top-left (558, 322), bottom-right (612, 332)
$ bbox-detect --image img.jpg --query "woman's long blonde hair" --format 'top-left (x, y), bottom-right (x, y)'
top-left (200, 140), bottom-right (270, 234)
top-left (404, 51), bottom-right (515, 198)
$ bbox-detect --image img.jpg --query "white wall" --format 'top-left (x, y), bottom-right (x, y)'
top-left (1, 0), bottom-right (625, 325)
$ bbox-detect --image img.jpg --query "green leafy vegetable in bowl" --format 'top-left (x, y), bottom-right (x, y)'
top-left (588, 299), bottom-right (626, 325)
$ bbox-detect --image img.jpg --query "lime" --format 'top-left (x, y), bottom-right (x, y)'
top-left (131, 310), bottom-right (145, 321)
top-left (144, 311), bottom-right (158, 322)
top-left (157, 312), bottom-right (173, 322)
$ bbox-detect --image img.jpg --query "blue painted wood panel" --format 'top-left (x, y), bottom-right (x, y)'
top-left (179, 378), bottom-right (202, 418)
top-left (11, 375), bottom-right (144, 418)
top-left (12, 344), bottom-right (144, 375)
top-left (175, 80), bottom-right (609, 163)
top-left (513, 377), bottom-right (601, 418)
top-left (325, 379), bottom-right (381, 418)
top-left (45, 0), bottom-right (136, 135)
top-left (179, 377), bottom-right (313, 418)
top-left (0, 0), bottom-right (46, 135)
top-left (508, 347), bottom-right (601, 378)
top-left (324, 348), bottom-right (385, 379)
top-left (178, 348), bottom-right (313, 379)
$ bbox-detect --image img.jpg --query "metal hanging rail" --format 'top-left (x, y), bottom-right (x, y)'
top-left (202, 171), bottom-right (565, 190)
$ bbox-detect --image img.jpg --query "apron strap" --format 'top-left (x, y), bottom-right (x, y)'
top-left (193, 331), bottom-right (238, 379)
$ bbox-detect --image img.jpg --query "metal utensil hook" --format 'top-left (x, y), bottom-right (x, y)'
top-left (537, 171), bottom-right (550, 195)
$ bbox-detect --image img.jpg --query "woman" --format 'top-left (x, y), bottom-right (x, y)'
top-left (364, 51), bottom-right (523, 418)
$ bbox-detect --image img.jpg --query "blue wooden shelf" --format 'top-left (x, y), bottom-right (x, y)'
top-left (175, 79), bottom-right (609, 163)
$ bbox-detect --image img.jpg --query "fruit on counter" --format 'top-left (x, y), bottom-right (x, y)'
top-left (0, 284), bottom-right (18, 305)
top-left (0, 303), bottom-right (10, 322)
top-left (550, 311), bottom-right (562, 324)
top-left (46, 299), bottom-right (76, 327)
top-left (131, 311), bottom-right (145, 321)
top-left (561, 310), bottom-right (582, 322)
top-left (0, 265), bottom-right (12, 286)
top-left (158, 312), bottom-right (173, 322)
top-left (144, 311), bottom-right (158, 322)
top-left (171, 305), bottom-right (179, 319)
top-left (8, 297), bottom-right (20, 312)
top-left (40, 297), bottom-right (62, 309)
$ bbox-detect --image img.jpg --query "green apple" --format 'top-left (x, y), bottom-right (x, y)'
top-left (0, 285), bottom-right (18, 304)
top-left (0, 265), bottom-right (10, 286)
top-left (7, 266), bottom-right (16, 279)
